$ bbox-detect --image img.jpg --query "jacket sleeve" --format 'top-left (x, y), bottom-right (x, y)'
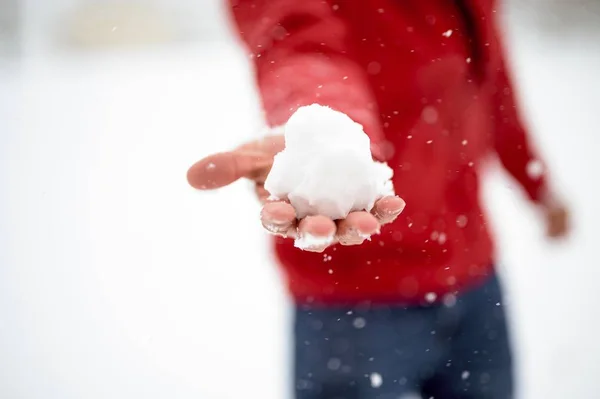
top-left (492, 46), bottom-right (549, 203)
top-left (226, 0), bottom-right (386, 158)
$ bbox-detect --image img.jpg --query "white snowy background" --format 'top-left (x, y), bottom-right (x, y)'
top-left (1, 1), bottom-right (599, 398)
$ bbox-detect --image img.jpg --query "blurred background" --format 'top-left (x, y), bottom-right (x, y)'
top-left (1, 1), bottom-right (599, 398)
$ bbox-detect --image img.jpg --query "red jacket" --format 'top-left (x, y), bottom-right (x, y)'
top-left (227, 0), bottom-right (547, 304)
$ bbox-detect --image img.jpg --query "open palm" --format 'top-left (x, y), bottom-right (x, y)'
top-left (187, 135), bottom-right (405, 252)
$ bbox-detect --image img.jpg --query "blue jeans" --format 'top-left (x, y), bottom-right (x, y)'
top-left (294, 274), bottom-right (513, 399)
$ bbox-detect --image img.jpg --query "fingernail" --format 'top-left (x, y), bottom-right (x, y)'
top-left (395, 197), bottom-right (407, 212)
top-left (263, 221), bottom-right (290, 236)
top-left (383, 207), bottom-right (403, 221)
top-left (260, 206), bottom-right (292, 226)
top-left (390, 206), bottom-right (404, 217)
top-left (263, 223), bottom-right (283, 235)
top-left (359, 232), bottom-right (372, 241)
top-left (339, 229), bottom-right (370, 245)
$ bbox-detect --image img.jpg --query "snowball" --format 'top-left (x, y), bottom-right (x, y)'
top-left (264, 104), bottom-right (395, 233)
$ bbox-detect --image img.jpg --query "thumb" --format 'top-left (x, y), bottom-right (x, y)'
top-left (187, 150), bottom-right (273, 190)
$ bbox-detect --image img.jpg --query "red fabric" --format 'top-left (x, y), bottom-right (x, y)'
top-left (227, 0), bottom-right (548, 304)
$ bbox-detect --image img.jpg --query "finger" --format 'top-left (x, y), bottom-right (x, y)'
top-left (548, 228), bottom-right (562, 239)
top-left (547, 207), bottom-right (570, 239)
top-left (337, 211), bottom-right (380, 245)
top-left (237, 134), bottom-right (285, 158)
top-left (547, 216), bottom-right (568, 238)
top-left (296, 216), bottom-right (337, 252)
top-left (261, 201), bottom-right (297, 237)
top-left (187, 150), bottom-right (272, 190)
top-left (548, 224), bottom-right (566, 239)
top-left (254, 184), bottom-right (271, 204)
top-left (372, 196), bottom-right (406, 225)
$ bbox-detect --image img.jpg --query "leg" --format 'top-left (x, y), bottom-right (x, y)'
top-left (294, 303), bottom-right (441, 399)
top-left (294, 305), bottom-right (361, 399)
top-left (422, 274), bottom-right (514, 399)
top-left (355, 305), bottom-right (443, 399)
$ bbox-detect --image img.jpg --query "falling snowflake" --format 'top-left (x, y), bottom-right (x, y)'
top-left (438, 232), bottom-right (447, 244)
top-left (526, 159), bottom-right (544, 179)
top-left (327, 358), bottom-right (342, 371)
top-left (422, 106), bottom-right (439, 124)
top-left (425, 292), bottom-right (437, 303)
top-left (353, 317), bottom-right (367, 329)
top-left (370, 372), bottom-right (383, 388)
top-left (443, 293), bottom-right (457, 307)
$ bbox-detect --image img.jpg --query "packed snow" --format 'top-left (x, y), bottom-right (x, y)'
top-left (264, 104), bottom-right (394, 225)
top-left (293, 232), bottom-right (335, 250)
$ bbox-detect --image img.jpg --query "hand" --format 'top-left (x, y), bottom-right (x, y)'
top-left (540, 192), bottom-right (570, 239)
top-left (186, 135), bottom-right (406, 252)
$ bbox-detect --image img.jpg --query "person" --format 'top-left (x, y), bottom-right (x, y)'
top-left (187, 1), bottom-right (570, 398)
